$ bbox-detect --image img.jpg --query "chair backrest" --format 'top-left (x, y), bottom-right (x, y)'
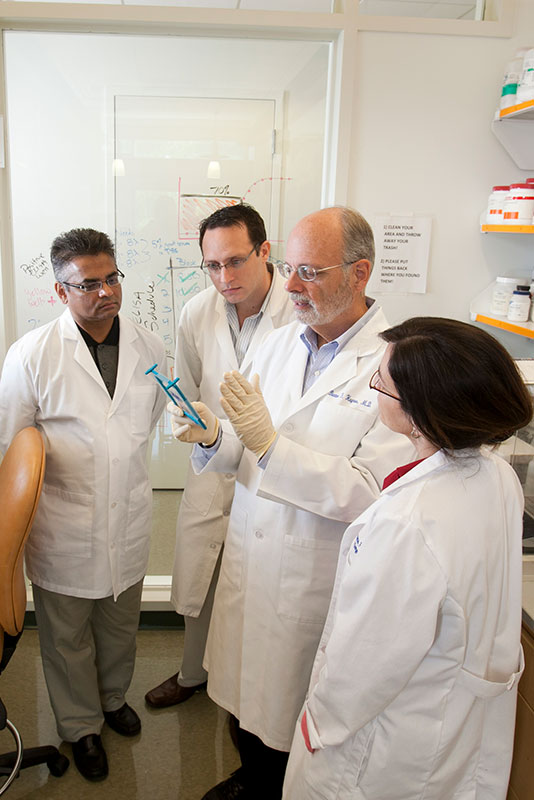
top-left (0, 428), bottom-right (45, 658)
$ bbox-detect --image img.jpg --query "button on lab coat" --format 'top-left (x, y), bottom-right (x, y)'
top-left (0, 309), bottom-right (166, 600)
top-left (195, 308), bottom-right (416, 751)
top-left (170, 271), bottom-right (293, 616)
top-left (283, 448), bottom-right (524, 800)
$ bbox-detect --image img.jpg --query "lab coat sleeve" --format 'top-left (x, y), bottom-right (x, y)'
top-left (257, 416), bottom-right (414, 523)
top-left (305, 513), bottom-right (447, 750)
top-left (0, 341), bottom-right (39, 454)
top-left (191, 419), bottom-right (245, 476)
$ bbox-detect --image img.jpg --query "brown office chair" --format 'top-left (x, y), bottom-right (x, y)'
top-left (0, 427), bottom-right (69, 793)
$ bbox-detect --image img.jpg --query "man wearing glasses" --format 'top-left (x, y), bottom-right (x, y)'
top-left (0, 228), bottom-right (166, 782)
top-left (145, 203), bottom-right (293, 713)
top-left (175, 207), bottom-right (415, 800)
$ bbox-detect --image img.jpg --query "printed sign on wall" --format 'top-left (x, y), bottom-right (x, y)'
top-left (369, 214), bottom-right (432, 294)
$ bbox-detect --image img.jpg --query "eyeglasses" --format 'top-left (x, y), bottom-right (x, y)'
top-left (275, 261), bottom-right (353, 282)
top-left (369, 369), bottom-right (401, 401)
top-left (61, 269), bottom-right (125, 294)
top-left (201, 246), bottom-right (258, 273)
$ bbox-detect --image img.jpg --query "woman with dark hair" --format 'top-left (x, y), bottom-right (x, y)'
top-left (283, 317), bottom-right (532, 800)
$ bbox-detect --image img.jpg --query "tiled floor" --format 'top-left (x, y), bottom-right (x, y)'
top-left (1, 489), bottom-right (240, 799)
top-left (0, 629), bottom-right (240, 799)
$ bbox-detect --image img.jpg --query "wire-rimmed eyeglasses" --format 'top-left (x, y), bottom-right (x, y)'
top-left (275, 261), bottom-right (353, 282)
top-left (201, 246), bottom-right (258, 273)
top-left (369, 369), bottom-right (401, 401)
top-left (61, 269), bottom-right (125, 294)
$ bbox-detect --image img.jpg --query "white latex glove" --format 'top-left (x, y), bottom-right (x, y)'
top-left (219, 371), bottom-right (276, 458)
top-left (167, 400), bottom-right (219, 446)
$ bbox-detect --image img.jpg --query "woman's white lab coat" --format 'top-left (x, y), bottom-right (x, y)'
top-left (0, 309), bottom-right (166, 600)
top-left (170, 270), bottom-right (293, 616)
top-left (283, 448), bottom-right (524, 800)
top-left (195, 308), bottom-right (415, 751)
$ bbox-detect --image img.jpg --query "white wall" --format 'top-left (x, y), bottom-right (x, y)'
top-left (350, 0), bottom-right (534, 357)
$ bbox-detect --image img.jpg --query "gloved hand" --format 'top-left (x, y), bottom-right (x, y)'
top-left (219, 371), bottom-right (276, 458)
top-left (167, 400), bottom-right (219, 446)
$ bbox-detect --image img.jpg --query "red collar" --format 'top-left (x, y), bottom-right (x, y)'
top-left (382, 458), bottom-right (426, 490)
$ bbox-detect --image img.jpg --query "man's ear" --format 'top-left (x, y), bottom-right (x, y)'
top-left (259, 240), bottom-right (271, 261)
top-left (55, 281), bottom-right (69, 306)
top-left (352, 259), bottom-right (371, 291)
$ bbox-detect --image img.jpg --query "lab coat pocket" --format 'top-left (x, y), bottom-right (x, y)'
top-left (131, 385), bottom-right (158, 435)
top-left (181, 467), bottom-right (223, 517)
top-left (28, 483), bottom-right (93, 558)
top-left (278, 535), bottom-right (340, 625)
top-left (221, 506), bottom-right (247, 591)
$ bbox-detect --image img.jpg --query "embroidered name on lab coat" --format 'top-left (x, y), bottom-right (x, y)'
top-left (328, 390), bottom-right (372, 408)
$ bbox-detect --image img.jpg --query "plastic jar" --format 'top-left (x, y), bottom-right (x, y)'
top-left (517, 47), bottom-right (534, 105)
top-left (486, 185), bottom-right (510, 224)
top-left (500, 55), bottom-right (525, 109)
top-left (502, 183), bottom-right (534, 224)
top-left (491, 276), bottom-right (522, 315)
top-left (508, 286), bottom-right (531, 322)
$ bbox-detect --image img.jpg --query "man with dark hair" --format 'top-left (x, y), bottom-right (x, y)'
top-left (144, 203), bottom-right (293, 709)
top-left (173, 207), bottom-right (415, 800)
top-left (0, 228), bottom-right (166, 782)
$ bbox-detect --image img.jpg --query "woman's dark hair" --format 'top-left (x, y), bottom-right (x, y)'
top-left (381, 317), bottom-right (533, 451)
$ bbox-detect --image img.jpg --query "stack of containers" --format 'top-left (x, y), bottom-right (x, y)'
top-left (517, 47), bottom-right (534, 105)
top-left (500, 47), bottom-right (534, 109)
top-left (486, 178), bottom-right (534, 225)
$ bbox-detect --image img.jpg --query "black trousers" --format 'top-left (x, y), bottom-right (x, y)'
top-left (235, 719), bottom-right (290, 800)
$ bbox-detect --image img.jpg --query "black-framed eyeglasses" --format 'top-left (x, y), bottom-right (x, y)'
top-left (61, 269), bottom-right (125, 294)
top-left (201, 246), bottom-right (258, 273)
top-left (369, 369), bottom-right (401, 401)
top-left (275, 261), bottom-right (353, 282)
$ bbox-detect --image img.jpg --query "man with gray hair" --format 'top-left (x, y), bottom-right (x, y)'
top-left (0, 228), bottom-right (166, 782)
top-left (169, 207), bottom-right (415, 800)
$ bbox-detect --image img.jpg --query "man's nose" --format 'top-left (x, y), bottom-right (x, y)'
top-left (220, 265), bottom-right (235, 282)
top-left (98, 282), bottom-right (114, 297)
top-left (284, 268), bottom-right (305, 292)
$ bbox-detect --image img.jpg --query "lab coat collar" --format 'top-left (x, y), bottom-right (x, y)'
top-left (240, 267), bottom-right (288, 374)
top-left (110, 315), bottom-right (141, 414)
top-left (60, 309), bottom-right (110, 397)
top-left (213, 268), bottom-right (289, 375)
top-left (59, 309), bottom-right (141, 411)
top-left (379, 447), bottom-right (485, 497)
top-left (288, 305), bottom-right (389, 415)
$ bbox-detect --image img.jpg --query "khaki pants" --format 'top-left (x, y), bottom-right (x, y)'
top-left (32, 579), bottom-right (143, 741)
top-left (178, 551), bottom-right (221, 687)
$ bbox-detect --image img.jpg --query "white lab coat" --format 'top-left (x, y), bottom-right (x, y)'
top-left (195, 306), bottom-right (416, 751)
top-left (0, 309), bottom-right (166, 600)
top-left (283, 448), bottom-right (524, 800)
top-left (170, 268), bottom-right (293, 616)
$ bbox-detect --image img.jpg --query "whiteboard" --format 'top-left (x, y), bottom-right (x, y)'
top-left (113, 94), bottom-right (279, 487)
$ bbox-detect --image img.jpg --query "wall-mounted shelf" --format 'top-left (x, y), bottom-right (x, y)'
top-left (499, 99), bottom-right (534, 120)
top-left (492, 101), bottom-right (534, 169)
top-left (481, 224), bottom-right (534, 233)
top-left (470, 283), bottom-right (534, 340)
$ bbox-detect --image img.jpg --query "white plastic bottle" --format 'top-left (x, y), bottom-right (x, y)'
top-left (491, 276), bottom-right (522, 316)
top-left (501, 54), bottom-right (526, 109)
top-left (502, 183), bottom-right (534, 225)
top-left (508, 286), bottom-right (531, 323)
top-left (517, 47), bottom-right (534, 105)
top-left (486, 186), bottom-right (510, 224)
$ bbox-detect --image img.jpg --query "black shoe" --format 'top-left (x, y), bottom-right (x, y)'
top-left (103, 703), bottom-right (141, 736)
top-left (71, 734), bottom-right (108, 782)
top-left (201, 768), bottom-right (250, 799)
top-left (145, 673), bottom-right (207, 708)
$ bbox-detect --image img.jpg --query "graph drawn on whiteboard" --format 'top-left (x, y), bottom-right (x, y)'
top-left (179, 192), bottom-right (241, 239)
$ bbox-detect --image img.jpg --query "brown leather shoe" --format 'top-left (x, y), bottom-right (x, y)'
top-left (144, 673), bottom-right (207, 708)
